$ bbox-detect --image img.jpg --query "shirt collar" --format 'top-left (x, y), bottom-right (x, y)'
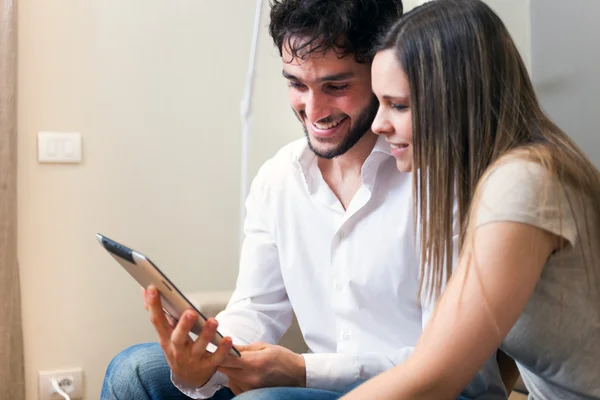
top-left (295, 134), bottom-right (394, 195)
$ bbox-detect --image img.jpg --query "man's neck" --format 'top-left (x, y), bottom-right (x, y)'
top-left (318, 132), bottom-right (378, 180)
top-left (317, 132), bottom-right (378, 210)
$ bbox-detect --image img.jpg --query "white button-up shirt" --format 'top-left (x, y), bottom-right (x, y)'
top-left (174, 136), bottom-right (506, 399)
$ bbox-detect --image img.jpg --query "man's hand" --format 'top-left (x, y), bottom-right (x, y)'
top-left (143, 285), bottom-right (234, 388)
top-left (217, 343), bottom-right (306, 394)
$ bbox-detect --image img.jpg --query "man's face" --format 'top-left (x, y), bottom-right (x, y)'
top-left (282, 44), bottom-right (378, 159)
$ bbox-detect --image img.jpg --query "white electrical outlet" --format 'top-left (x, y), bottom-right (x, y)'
top-left (39, 368), bottom-right (83, 400)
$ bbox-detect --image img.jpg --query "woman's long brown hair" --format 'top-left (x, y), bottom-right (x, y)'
top-left (379, 0), bottom-right (600, 301)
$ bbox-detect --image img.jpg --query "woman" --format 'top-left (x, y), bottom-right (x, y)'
top-left (343, 0), bottom-right (600, 399)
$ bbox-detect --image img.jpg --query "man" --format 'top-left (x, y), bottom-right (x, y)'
top-left (101, 1), bottom-right (508, 399)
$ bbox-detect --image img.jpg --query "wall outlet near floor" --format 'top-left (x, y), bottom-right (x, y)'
top-left (39, 368), bottom-right (83, 400)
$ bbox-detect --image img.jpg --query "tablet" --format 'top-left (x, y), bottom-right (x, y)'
top-left (96, 233), bottom-right (240, 357)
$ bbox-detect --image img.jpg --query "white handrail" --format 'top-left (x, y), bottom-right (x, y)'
top-left (239, 0), bottom-right (264, 249)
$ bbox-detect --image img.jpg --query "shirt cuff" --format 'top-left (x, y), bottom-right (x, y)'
top-left (170, 370), bottom-right (228, 399)
top-left (302, 353), bottom-right (359, 392)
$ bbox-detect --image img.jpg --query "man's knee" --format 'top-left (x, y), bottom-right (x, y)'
top-left (234, 388), bottom-right (287, 400)
top-left (234, 387), bottom-right (341, 400)
top-left (105, 342), bottom-right (165, 379)
top-left (102, 342), bottom-right (167, 397)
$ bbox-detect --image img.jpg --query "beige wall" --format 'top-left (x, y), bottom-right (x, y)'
top-left (405, 0), bottom-right (532, 71)
top-left (18, 0), bottom-right (298, 398)
top-left (485, 0), bottom-right (532, 72)
top-left (17, 1), bottom-right (531, 399)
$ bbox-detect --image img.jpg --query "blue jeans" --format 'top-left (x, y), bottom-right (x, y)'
top-left (101, 343), bottom-right (362, 400)
top-left (234, 384), bottom-right (363, 400)
top-left (101, 343), bottom-right (473, 400)
top-left (101, 343), bottom-right (232, 399)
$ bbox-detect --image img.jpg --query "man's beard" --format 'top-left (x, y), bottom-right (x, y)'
top-left (294, 95), bottom-right (379, 159)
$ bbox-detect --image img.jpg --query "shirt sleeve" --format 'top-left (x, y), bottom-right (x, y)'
top-left (475, 160), bottom-right (578, 246)
top-left (302, 347), bottom-right (416, 392)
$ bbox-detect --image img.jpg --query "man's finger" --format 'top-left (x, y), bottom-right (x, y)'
top-left (207, 337), bottom-right (234, 367)
top-left (218, 366), bottom-right (251, 382)
top-left (146, 286), bottom-right (173, 340)
top-left (190, 318), bottom-right (219, 358)
top-left (236, 342), bottom-right (268, 352)
top-left (142, 287), bottom-right (149, 311)
top-left (171, 310), bottom-right (197, 346)
top-left (219, 352), bottom-right (251, 369)
top-left (228, 380), bottom-right (243, 396)
top-left (233, 344), bottom-right (251, 352)
top-left (165, 313), bottom-right (178, 328)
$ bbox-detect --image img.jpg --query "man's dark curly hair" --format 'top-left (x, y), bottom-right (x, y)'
top-left (269, 0), bottom-right (404, 64)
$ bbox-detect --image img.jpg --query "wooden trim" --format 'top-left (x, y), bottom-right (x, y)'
top-left (0, 0), bottom-right (25, 398)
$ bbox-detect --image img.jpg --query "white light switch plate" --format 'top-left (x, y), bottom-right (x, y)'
top-left (38, 132), bottom-right (82, 163)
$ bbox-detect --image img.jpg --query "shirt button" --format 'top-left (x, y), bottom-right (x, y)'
top-left (337, 230), bottom-right (345, 239)
top-left (342, 331), bottom-right (351, 341)
top-left (335, 283), bottom-right (343, 292)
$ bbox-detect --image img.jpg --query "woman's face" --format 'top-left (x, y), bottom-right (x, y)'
top-left (371, 49), bottom-right (413, 173)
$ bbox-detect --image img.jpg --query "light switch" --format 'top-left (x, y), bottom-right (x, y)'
top-left (38, 132), bottom-right (82, 163)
